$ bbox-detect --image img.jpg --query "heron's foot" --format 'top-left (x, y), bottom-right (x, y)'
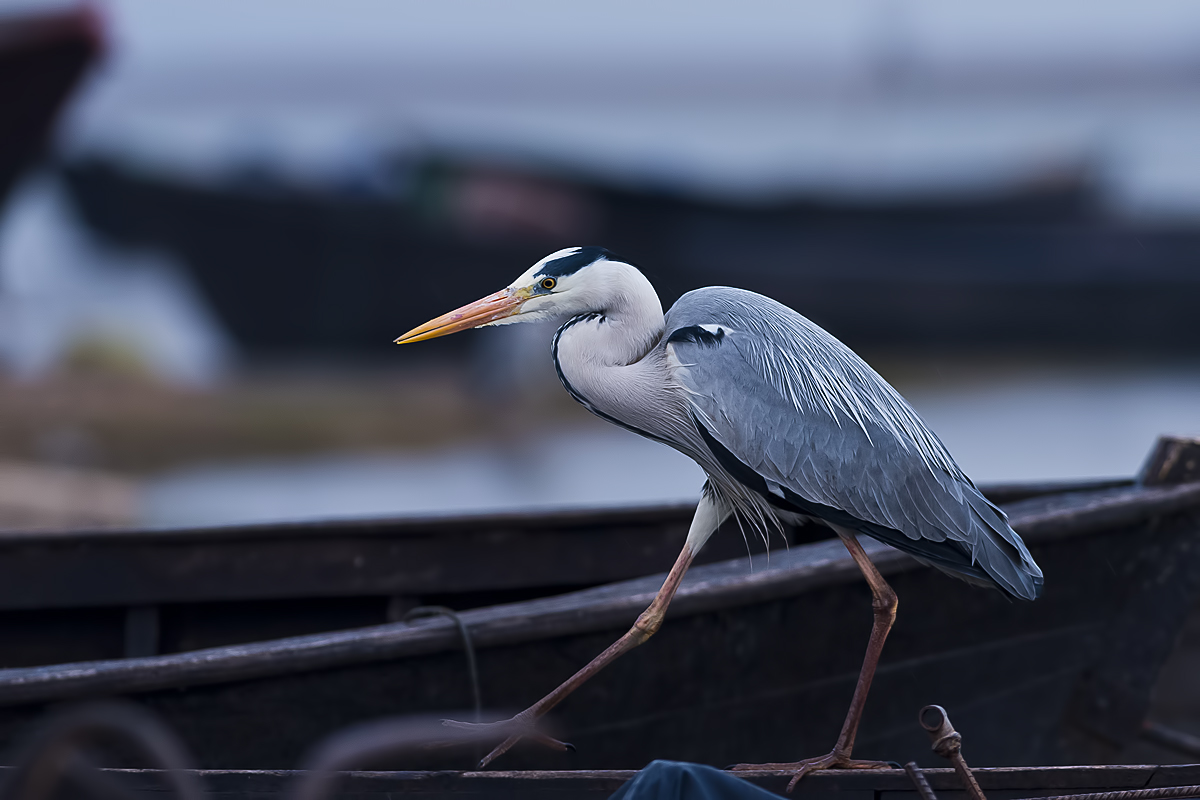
top-left (729, 750), bottom-right (893, 793)
top-left (442, 713), bottom-right (573, 768)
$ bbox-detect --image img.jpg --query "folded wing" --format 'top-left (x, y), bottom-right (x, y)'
top-left (665, 287), bottom-right (1043, 600)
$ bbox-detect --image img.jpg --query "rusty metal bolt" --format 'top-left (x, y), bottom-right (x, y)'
top-left (919, 705), bottom-right (987, 800)
top-left (920, 705), bottom-right (964, 759)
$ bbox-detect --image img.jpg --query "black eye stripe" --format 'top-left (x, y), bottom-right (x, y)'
top-left (537, 246), bottom-right (621, 278)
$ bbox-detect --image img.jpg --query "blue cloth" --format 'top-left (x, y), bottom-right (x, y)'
top-left (610, 761), bottom-right (782, 799)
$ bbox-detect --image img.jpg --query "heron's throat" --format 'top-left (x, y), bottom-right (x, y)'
top-left (551, 276), bottom-right (679, 443)
top-left (567, 267), bottom-right (666, 366)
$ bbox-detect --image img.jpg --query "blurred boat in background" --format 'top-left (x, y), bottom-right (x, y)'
top-left (0, 5), bottom-right (230, 385)
top-left (59, 153), bottom-right (1200, 356)
top-left (0, 4), bottom-right (100, 212)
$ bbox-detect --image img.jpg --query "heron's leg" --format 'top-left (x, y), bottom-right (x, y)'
top-left (825, 529), bottom-right (898, 757)
top-left (730, 528), bottom-right (897, 791)
top-left (446, 490), bottom-right (730, 768)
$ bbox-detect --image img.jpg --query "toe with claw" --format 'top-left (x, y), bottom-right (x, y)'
top-left (442, 714), bottom-right (573, 768)
top-left (730, 750), bottom-right (893, 793)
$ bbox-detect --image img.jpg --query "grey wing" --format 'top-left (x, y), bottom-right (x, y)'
top-left (665, 287), bottom-right (1043, 600)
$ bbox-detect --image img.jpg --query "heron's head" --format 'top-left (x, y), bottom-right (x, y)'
top-left (395, 246), bottom-right (648, 344)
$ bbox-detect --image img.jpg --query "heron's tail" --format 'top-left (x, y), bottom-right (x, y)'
top-left (851, 486), bottom-right (1044, 601)
top-left (962, 490), bottom-right (1043, 600)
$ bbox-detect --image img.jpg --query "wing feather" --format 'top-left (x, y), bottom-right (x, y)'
top-left (665, 287), bottom-right (1043, 600)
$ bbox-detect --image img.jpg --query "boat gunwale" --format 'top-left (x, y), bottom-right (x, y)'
top-left (0, 479), bottom-right (1132, 546)
top-left (10, 763), bottom-right (1199, 795)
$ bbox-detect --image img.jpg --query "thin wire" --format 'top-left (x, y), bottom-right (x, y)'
top-left (403, 606), bottom-right (482, 723)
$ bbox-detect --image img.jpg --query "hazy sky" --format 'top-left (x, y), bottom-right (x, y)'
top-left (15, 0), bottom-right (1200, 212)
top-left (84, 1), bottom-right (1200, 68)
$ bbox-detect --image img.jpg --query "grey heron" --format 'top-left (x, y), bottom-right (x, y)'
top-left (396, 246), bottom-right (1043, 787)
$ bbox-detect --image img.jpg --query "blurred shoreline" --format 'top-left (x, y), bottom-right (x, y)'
top-left (1, 350), bottom-right (1197, 529)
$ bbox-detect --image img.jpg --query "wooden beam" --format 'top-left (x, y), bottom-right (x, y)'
top-left (1, 764), bottom-right (1193, 800)
top-left (0, 479), bottom-right (1163, 612)
top-left (1140, 436), bottom-right (1200, 486)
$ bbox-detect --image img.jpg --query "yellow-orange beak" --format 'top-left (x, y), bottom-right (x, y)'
top-left (394, 288), bottom-right (528, 344)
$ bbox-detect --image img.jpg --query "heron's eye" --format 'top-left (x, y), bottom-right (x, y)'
top-left (540, 277), bottom-right (557, 290)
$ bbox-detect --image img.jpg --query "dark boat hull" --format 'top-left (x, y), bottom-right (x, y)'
top-left (0, 481), bottom-right (1197, 771)
top-left (0, 479), bottom-right (1122, 669)
top-left (0, 8), bottom-right (100, 209)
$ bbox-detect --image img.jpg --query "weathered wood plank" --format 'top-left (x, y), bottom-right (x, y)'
top-left (0, 505), bottom-right (699, 610)
top-left (1000, 483), bottom-right (1200, 541)
top-left (979, 479), bottom-right (1132, 505)
top-left (1140, 436), bottom-right (1200, 487)
top-left (0, 479), bottom-right (1143, 612)
top-left (9, 764), bottom-right (1197, 800)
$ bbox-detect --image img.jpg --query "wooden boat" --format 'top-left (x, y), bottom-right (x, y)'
top-left (0, 451), bottom-right (1196, 773)
top-left (50, 762), bottom-right (1200, 800)
top-left (0, 477), bottom-right (1124, 669)
top-left (0, 6), bottom-right (101, 209)
top-left (59, 156), bottom-right (1200, 355)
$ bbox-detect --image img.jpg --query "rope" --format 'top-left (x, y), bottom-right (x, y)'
top-left (403, 606), bottom-right (482, 723)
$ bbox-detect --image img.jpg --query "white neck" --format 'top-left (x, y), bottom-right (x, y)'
top-left (560, 260), bottom-right (665, 366)
top-left (551, 263), bottom-right (687, 442)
